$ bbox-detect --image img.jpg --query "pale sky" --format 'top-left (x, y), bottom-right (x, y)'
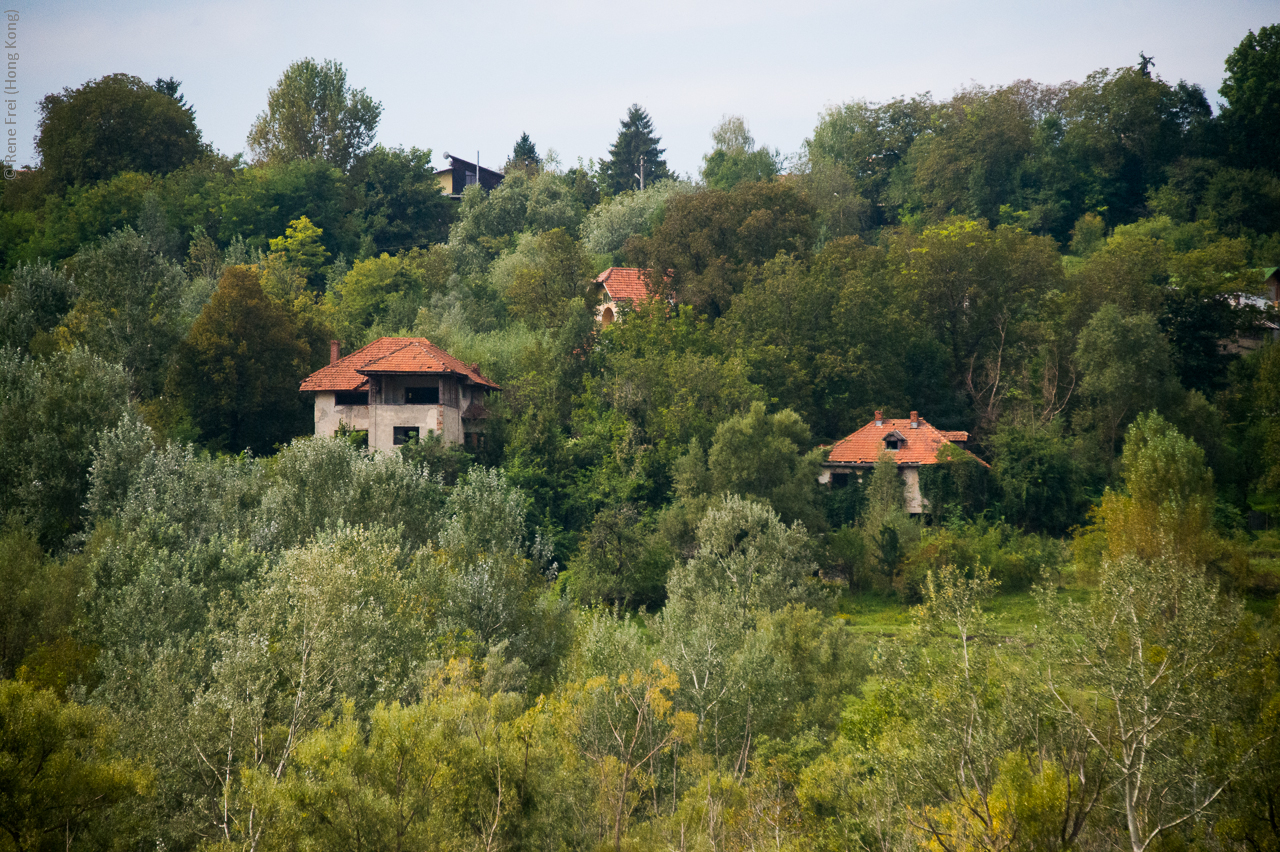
top-left (14, 0), bottom-right (1278, 179)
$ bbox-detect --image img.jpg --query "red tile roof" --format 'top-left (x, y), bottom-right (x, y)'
top-left (300, 338), bottom-right (500, 392)
top-left (594, 267), bottom-right (652, 303)
top-left (825, 415), bottom-right (987, 467)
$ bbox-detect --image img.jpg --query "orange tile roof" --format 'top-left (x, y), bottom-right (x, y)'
top-left (825, 415), bottom-right (987, 467)
top-left (594, 267), bottom-right (652, 303)
top-left (300, 338), bottom-right (500, 392)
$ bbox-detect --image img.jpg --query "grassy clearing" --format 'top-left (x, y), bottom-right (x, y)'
top-left (834, 580), bottom-right (1273, 646)
top-left (833, 592), bottom-right (917, 638)
top-left (1239, 530), bottom-right (1280, 617)
top-left (1244, 593), bottom-right (1278, 619)
top-left (831, 587), bottom-right (1092, 644)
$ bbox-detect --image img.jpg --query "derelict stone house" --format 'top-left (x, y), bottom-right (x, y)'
top-left (300, 337), bottom-right (499, 452)
top-left (819, 411), bottom-right (986, 514)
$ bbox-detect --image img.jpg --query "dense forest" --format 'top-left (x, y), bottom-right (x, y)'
top-left (2, 26), bottom-right (1280, 851)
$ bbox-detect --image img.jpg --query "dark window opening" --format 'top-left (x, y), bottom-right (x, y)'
top-left (405, 386), bottom-right (440, 405)
top-left (393, 426), bottom-right (420, 446)
top-left (335, 391), bottom-right (368, 406)
top-left (885, 438), bottom-right (900, 450)
top-left (832, 472), bottom-right (850, 488)
top-left (465, 432), bottom-right (487, 449)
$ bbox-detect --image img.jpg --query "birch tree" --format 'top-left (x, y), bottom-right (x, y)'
top-left (569, 661), bottom-right (697, 851)
top-left (192, 525), bottom-right (424, 851)
top-left (1037, 554), bottom-right (1247, 852)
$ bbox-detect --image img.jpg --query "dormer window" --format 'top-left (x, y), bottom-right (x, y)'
top-left (883, 429), bottom-right (907, 451)
top-left (885, 437), bottom-right (900, 450)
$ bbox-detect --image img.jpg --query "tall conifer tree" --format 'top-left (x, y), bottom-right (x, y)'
top-left (508, 132), bottom-right (541, 173)
top-left (603, 104), bottom-right (671, 194)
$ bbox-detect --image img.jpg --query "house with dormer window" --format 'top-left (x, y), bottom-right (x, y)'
top-left (300, 337), bottom-right (500, 452)
top-left (819, 411), bottom-right (985, 514)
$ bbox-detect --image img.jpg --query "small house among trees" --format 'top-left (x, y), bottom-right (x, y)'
top-left (590, 267), bottom-right (653, 326)
top-left (300, 337), bottom-right (500, 451)
top-left (820, 411), bottom-right (986, 514)
top-left (434, 153), bottom-right (505, 198)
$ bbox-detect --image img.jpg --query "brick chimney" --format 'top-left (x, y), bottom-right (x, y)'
top-left (910, 411), bottom-right (919, 428)
top-left (330, 340), bottom-right (340, 364)
top-left (874, 410), bottom-right (882, 426)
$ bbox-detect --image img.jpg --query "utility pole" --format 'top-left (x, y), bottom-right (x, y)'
top-left (638, 154), bottom-right (645, 191)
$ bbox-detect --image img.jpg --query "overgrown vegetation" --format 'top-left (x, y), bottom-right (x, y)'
top-left (3, 34), bottom-right (1280, 850)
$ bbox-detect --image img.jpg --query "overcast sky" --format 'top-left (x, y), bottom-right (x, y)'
top-left (15, 0), bottom-right (1278, 178)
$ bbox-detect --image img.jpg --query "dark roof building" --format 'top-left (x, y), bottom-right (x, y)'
top-left (434, 154), bottom-right (504, 198)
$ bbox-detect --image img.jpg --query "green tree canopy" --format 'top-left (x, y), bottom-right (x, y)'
top-left (702, 401), bottom-right (825, 530)
top-left (990, 418), bottom-right (1089, 535)
top-left (267, 214), bottom-right (330, 292)
top-left (57, 227), bottom-right (186, 399)
top-left (580, 179), bottom-right (693, 257)
top-left (0, 261), bottom-right (76, 355)
top-left (804, 94), bottom-right (934, 226)
top-left (666, 494), bottom-right (822, 623)
top-left (1090, 412), bottom-right (1218, 568)
top-left (602, 104), bottom-right (672, 194)
top-left (1061, 65), bottom-right (1211, 221)
top-left (1073, 305), bottom-right (1180, 453)
top-left (884, 217), bottom-right (1063, 414)
top-left (503, 228), bottom-right (594, 328)
top-left (0, 348), bottom-right (131, 548)
top-left (353, 146), bottom-right (453, 253)
top-left (0, 680), bottom-right (151, 852)
top-left (700, 115), bottom-right (781, 190)
top-left (325, 250), bottom-right (440, 344)
top-left (213, 158), bottom-right (353, 255)
top-left (1218, 25), bottom-right (1280, 171)
top-left (165, 265), bottom-right (313, 454)
top-left (1038, 553), bottom-right (1243, 852)
top-left (446, 171), bottom-right (585, 273)
top-left (36, 73), bottom-right (204, 189)
top-left (627, 180), bottom-right (815, 317)
top-left (247, 58), bottom-right (382, 172)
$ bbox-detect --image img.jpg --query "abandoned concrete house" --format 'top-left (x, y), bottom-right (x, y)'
top-left (300, 337), bottom-right (500, 452)
top-left (819, 411), bottom-right (985, 514)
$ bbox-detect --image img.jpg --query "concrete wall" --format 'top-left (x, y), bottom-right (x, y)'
top-left (315, 391), bottom-right (372, 436)
top-left (902, 467), bottom-right (925, 514)
top-left (368, 405), bottom-right (444, 452)
top-left (313, 375), bottom-right (471, 452)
